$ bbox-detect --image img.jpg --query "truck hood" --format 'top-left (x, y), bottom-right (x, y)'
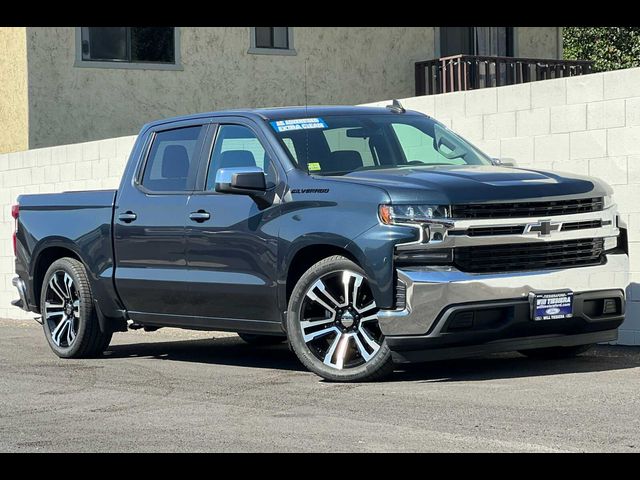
top-left (326, 165), bottom-right (611, 204)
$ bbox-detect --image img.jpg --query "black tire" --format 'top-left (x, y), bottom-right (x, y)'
top-left (286, 255), bottom-right (394, 382)
top-left (238, 332), bottom-right (286, 346)
top-left (519, 344), bottom-right (594, 359)
top-left (40, 257), bottom-right (112, 358)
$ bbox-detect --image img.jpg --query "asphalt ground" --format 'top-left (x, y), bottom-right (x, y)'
top-left (1, 318), bottom-right (639, 452)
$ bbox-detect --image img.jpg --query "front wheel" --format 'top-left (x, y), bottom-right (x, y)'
top-left (286, 255), bottom-right (394, 382)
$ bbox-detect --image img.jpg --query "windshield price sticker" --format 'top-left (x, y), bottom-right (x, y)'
top-left (270, 118), bottom-right (328, 132)
top-left (532, 291), bottom-right (574, 321)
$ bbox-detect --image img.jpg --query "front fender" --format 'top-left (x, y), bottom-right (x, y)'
top-left (345, 223), bottom-right (418, 309)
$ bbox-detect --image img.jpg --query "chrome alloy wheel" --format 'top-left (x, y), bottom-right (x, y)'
top-left (44, 270), bottom-right (80, 348)
top-left (299, 270), bottom-right (383, 370)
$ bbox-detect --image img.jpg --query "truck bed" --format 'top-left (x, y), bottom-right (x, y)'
top-left (15, 189), bottom-right (119, 315)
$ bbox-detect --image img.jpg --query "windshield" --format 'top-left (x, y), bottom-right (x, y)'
top-left (269, 114), bottom-right (492, 175)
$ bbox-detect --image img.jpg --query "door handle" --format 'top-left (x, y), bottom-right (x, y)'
top-left (118, 211), bottom-right (137, 223)
top-left (189, 210), bottom-right (211, 222)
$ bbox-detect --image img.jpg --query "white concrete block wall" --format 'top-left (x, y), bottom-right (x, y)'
top-left (1, 67), bottom-right (640, 344)
top-left (365, 67), bottom-right (640, 344)
top-left (0, 135), bottom-right (136, 320)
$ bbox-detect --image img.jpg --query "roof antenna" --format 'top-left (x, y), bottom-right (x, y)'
top-left (304, 58), bottom-right (310, 172)
top-left (386, 99), bottom-right (405, 113)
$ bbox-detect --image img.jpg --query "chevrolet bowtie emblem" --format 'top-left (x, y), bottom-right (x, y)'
top-left (524, 220), bottom-right (562, 236)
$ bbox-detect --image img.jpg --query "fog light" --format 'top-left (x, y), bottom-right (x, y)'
top-left (602, 298), bottom-right (618, 315)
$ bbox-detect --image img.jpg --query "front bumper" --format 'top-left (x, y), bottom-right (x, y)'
top-left (378, 252), bottom-right (629, 361)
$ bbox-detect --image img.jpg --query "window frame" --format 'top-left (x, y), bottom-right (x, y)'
top-left (135, 121), bottom-right (210, 195)
top-left (75, 27), bottom-right (183, 71)
top-left (194, 119), bottom-right (282, 195)
top-left (248, 27), bottom-right (296, 56)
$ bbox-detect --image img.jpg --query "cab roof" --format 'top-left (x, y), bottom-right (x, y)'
top-left (143, 105), bottom-right (424, 130)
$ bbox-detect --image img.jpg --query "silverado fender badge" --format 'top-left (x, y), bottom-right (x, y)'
top-left (291, 188), bottom-right (329, 194)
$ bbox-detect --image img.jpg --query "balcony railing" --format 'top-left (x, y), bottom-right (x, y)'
top-left (415, 55), bottom-right (594, 96)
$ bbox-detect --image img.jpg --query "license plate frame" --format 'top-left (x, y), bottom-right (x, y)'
top-left (529, 291), bottom-right (574, 321)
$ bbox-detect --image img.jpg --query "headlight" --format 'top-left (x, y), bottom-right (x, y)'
top-left (379, 204), bottom-right (450, 225)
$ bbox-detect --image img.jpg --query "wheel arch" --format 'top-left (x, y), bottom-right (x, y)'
top-left (279, 235), bottom-right (380, 325)
top-left (31, 242), bottom-right (83, 313)
top-left (285, 244), bottom-right (359, 306)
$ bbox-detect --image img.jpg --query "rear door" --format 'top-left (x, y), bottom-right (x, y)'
top-left (113, 120), bottom-right (209, 318)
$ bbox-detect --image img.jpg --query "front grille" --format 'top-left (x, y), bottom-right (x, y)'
top-left (466, 225), bottom-right (525, 236)
top-left (451, 197), bottom-right (604, 219)
top-left (561, 219), bottom-right (602, 231)
top-left (454, 238), bottom-right (605, 273)
top-left (449, 220), bottom-right (601, 238)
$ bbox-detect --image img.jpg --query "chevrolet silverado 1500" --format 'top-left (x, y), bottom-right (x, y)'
top-left (11, 105), bottom-right (629, 381)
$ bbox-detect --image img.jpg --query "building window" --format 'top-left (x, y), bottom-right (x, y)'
top-left (77, 27), bottom-right (181, 70)
top-left (249, 27), bottom-right (296, 56)
top-left (440, 27), bottom-right (514, 57)
top-left (255, 27), bottom-right (289, 49)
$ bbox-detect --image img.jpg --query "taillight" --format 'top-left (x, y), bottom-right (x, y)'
top-left (11, 204), bottom-right (19, 256)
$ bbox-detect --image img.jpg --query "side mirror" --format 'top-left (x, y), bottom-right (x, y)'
top-left (491, 157), bottom-right (517, 167)
top-left (215, 166), bottom-right (267, 195)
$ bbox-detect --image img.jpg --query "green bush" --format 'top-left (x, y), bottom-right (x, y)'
top-left (563, 27), bottom-right (640, 72)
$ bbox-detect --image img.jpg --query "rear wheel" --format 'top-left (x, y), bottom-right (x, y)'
top-left (519, 344), bottom-right (594, 359)
top-left (237, 332), bottom-right (286, 346)
top-left (286, 255), bottom-right (394, 382)
top-left (41, 257), bottom-right (112, 358)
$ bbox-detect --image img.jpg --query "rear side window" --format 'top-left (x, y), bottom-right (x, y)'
top-left (141, 126), bottom-right (205, 192)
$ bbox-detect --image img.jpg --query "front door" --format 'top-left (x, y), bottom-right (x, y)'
top-left (184, 121), bottom-right (283, 328)
top-left (113, 122), bottom-right (208, 317)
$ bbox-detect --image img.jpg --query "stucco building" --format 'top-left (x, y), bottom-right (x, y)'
top-left (0, 27), bottom-right (563, 154)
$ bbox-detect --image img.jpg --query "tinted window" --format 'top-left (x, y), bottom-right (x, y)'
top-left (81, 27), bottom-right (175, 63)
top-left (206, 125), bottom-right (277, 190)
top-left (141, 126), bottom-right (204, 192)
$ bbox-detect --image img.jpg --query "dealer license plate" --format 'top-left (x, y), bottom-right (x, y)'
top-left (530, 291), bottom-right (574, 321)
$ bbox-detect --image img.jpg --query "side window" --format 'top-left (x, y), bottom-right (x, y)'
top-left (141, 125), bottom-right (204, 192)
top-left (206, 125), bottom-right (277, 190)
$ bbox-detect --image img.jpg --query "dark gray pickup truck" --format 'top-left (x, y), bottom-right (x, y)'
top-left (11, 105), bottom-right (629, 381)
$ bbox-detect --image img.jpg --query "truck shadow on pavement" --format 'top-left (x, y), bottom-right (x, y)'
top-left (395, 345), bottom-right (640, 382)
top-left (104, 336), bottom-right (640, 382)
top-left (104, 336), bottom-right (307, 372)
